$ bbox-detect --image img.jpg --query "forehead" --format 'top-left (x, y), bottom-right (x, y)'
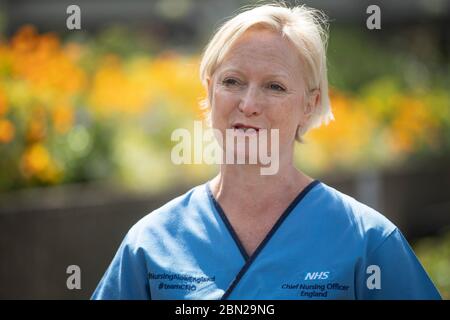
top-left (217, 28), bottom-right (303, 79)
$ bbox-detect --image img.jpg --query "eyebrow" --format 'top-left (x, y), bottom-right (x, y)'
top-left (219, 68), bottom-right (290, 80)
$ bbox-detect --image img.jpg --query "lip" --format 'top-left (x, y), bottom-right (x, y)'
top-left (231, 123), bottom-right (262, 131)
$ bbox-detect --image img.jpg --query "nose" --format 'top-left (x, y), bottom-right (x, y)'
top-left (238, 85), bottom-right (263, 116)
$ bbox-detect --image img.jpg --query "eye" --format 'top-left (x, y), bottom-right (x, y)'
top-left (268, 83), bottom-right (286, 92)
top-left (222, 78), bottom-right (240, 86)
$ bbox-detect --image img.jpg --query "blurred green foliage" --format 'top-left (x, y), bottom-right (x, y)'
top-left (414, 230), bottom-right (450, 299)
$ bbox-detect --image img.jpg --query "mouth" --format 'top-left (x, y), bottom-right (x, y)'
top-left (231, 123), bottom-right (261, 133)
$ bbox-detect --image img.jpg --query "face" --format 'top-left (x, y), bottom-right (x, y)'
top-left (208, 27), bottom-right (317, 165)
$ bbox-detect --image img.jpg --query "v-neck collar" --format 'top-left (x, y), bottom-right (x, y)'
top-left (205, 179), bottom-right (321, 299)
top-left (206, 183), bottom-right (250, 261)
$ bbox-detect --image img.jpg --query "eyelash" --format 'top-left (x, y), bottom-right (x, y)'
top-left (222, 78), bottom-right (239, 86)
top-left (268, 83), bottom-right (286, 92)
top-left (221, 78), bottom-right (286, 92)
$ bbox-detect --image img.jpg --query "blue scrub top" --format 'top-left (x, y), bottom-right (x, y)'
top-left (91, 180), bottom-right (442, 300)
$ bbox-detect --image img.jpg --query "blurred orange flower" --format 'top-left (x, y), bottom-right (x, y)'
top-left (26, 106), bottom-right (47, 143)
top-left (390, 96), bottom-right (439, 153)
top-left (10, 25), bottom-right (86, 99)
top-left (0, 86), bottom-right (7, 116)
top-left (0, 119), bottom-right (15, 143)
top-left (305, 90), bottom-right (375, 170)
top-left (52, 103), bottom-right (74, 134)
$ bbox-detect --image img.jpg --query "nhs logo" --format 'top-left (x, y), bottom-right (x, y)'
top-left (304, 271), bottom-right (330, 280)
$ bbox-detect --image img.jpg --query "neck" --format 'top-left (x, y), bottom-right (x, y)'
top-left (209, 157), bottom-right (314, 211)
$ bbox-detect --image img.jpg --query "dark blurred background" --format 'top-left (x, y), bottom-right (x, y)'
top-left (0, 0), bottom-right (449, 299)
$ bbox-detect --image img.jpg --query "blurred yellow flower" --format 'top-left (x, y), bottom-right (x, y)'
top-left (88, 55), bottom-right (155, 116)
top-left (20, 143), bottom-right (62, 183)
top-left (0, 44), bottom-right (13, 74)
top-left (21, 143), bottom-right (51, 177)
top-left (149, 53), bottom-right (205, 117)
top-left (87, 53), bottom-right (205, 119)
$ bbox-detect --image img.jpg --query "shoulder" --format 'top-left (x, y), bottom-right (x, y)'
top-left (123, 183), bottom-right (208, 247)
top-left (314, 181), bottom-right (398, 252)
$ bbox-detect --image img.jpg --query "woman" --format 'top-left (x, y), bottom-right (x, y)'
top-left (92, 4), bottom-right (441, 300)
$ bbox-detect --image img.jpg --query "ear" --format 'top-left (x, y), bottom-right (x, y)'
top-left (305, 89), bottom-right (320, 117)
top-left (297, 89), bottom-right (320, 135)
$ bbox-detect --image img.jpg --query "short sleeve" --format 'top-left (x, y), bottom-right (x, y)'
top-left (355, 228), bottom-right (442, 300)
top-left (91, 232), bottom-right (151, 300)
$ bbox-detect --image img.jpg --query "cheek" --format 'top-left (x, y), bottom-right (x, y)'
top-left (215, 87), bottom-right (238, 108)
top-left (211, 89), bottom-right (237, 124)
top-left (270, 97), bottom-right (302, 127)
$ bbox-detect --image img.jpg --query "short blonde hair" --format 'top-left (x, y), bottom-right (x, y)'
top-left (199, 2), bottom-right (334, 141)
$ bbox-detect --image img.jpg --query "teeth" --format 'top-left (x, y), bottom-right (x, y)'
top-left (233, 126), bottom-right (259, 132)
